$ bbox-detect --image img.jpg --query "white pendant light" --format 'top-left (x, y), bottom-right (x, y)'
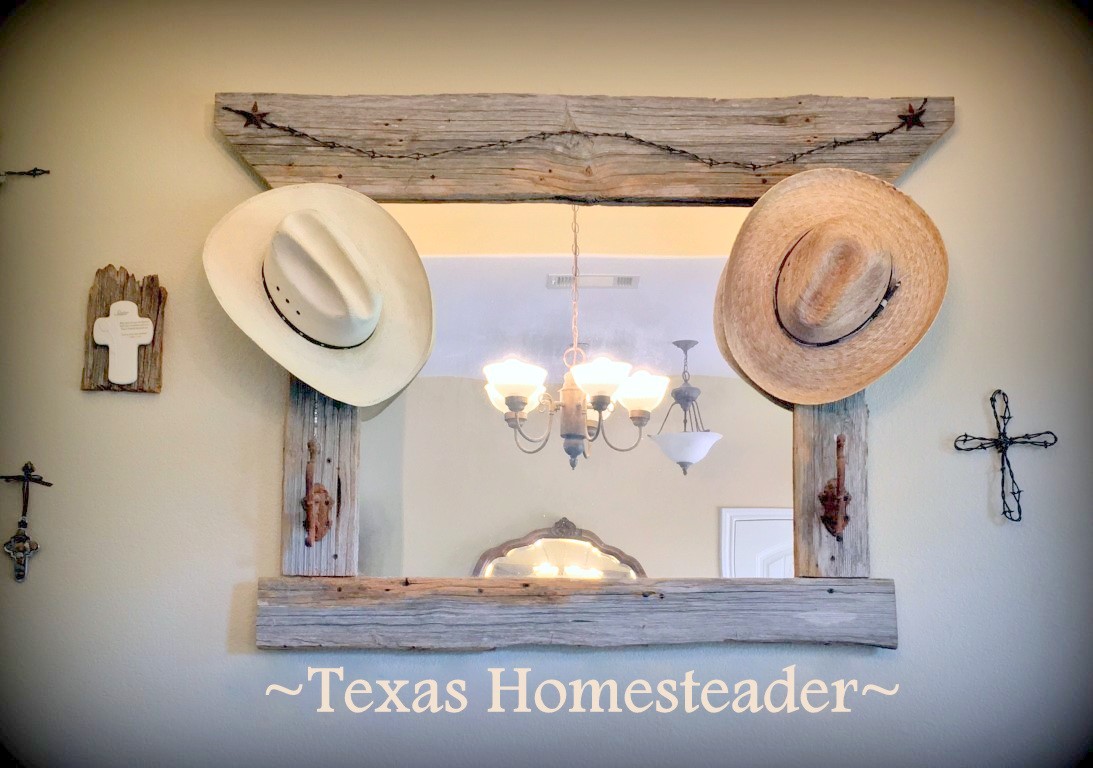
top-left (649, 340), bottom-right (721, 475)
top-left (649, 431), bottom-right (722, 476)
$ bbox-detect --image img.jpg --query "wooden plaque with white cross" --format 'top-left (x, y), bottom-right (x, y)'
top-left (82, 265), bottom-right (167, 393)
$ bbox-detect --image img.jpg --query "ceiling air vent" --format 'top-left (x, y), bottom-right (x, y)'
top-left (546, 274), bottom-right (640, 289)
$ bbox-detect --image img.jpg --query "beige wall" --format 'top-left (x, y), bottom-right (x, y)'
top-left (1, 1), bottom-right (1091, 766)
top-left (372, 375), bottom-right (789, 578)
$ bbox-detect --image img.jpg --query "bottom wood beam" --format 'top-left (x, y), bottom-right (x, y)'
top-left (257, 577), bottom-right (897, 650)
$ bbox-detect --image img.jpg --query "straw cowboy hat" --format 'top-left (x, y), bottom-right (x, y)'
top-left (716, 168), bottom-right (947, 406)
top-left (203, 183), bottom-right (433, 406)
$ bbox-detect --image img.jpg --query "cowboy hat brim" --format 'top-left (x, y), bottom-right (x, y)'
top-left (203, 183), bottom-right (434, 406)
top-left (717, 169), bottom-right (947, 406)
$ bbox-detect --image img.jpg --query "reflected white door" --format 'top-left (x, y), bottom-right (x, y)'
top-left (720, 508), bottom-right (794, 578)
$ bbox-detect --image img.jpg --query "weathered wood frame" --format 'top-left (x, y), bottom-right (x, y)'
top-left (258, 577), bottom-right (897, 650)
top-left (215, 93), bottom-right (953, 206)
top-left (225, 92), bottom-right (952, 650)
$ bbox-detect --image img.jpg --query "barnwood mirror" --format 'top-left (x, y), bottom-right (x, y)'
top-left (230, 92), bottom-right (948, 650)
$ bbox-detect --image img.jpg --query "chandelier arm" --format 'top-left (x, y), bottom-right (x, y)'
top-left (513, 415), bottom-right (554, 454)
top-left (513, 407), bottom-right (556, 447)
top-left (599, 417), bottom-right (645, 452)
top-left (654, 401), bottom-right (681, 436)
top-left (586, 409), bottom-right (604, 442)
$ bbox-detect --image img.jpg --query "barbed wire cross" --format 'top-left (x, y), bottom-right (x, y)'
top-left (954, 390), bottom-right (1058, 522)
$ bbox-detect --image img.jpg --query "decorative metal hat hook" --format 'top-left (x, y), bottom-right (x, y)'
top-left (2, 462), bottom-right (52, 582)
top-left (818, 435), bottom-right (851, 540)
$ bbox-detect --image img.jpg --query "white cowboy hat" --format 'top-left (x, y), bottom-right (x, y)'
top-left (716, 168), bottom-right (947, 406)
top-left (203, 183), bottom-right (433, 406)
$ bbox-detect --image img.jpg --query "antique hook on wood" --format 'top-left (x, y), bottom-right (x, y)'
top-left (302, 439), bottom-right (333, 548)
top-left (818, 435), bottom-right (852, 540)
top-left (1, 462), bottom-right (52, 582)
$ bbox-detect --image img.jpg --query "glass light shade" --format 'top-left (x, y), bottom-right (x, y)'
top-left (616, 370), bottom-right (670, 413)
top-left (483, 358), bottom-right (548, 400)
top-left (570, 357), bottom-right (632, 399)
top-left (649, 431), bottom-right (722, 467)
top-left (485, 383), bottom-right (546, 414)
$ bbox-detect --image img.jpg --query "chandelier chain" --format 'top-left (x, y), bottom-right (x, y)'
top-left (564, 205), bottom-right (585, 368)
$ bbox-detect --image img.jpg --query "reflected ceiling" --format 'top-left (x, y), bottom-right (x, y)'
top-left (420, 255), bottom-right (733, 382)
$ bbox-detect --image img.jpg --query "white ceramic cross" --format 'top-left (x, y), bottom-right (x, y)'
top-left (93, 300), bottom-right (154, 385)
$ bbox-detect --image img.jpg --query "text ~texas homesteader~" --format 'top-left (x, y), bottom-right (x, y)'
top-left (265, 666), bottom-right (900, 714)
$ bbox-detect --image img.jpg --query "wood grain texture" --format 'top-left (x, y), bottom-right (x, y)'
top-left (81, 265), bottom-right (166, 393)
top-left (282, 377), bottom-right (359, 576)
top-left (214, 93), bottom-right (954, 205)
top-left (793, 392), bottom-right (869, 578)
top-left (257, 576), bottom-right (897, 650)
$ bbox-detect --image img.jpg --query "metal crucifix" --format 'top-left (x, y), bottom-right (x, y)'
top-left (955, 390), bottom-right (1058, 522)
top-left (1, 462), bottom-right (52, 581)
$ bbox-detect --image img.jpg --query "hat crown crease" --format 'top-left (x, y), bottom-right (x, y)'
top-left (775, 222), bottom-right (892, 346)
top-left (264, 209), bottom-right (382, 349)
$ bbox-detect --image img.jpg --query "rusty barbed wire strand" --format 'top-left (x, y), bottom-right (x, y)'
top-left (221, 99), bottom-right (929, 173)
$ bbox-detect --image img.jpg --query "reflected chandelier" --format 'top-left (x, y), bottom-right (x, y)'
top-left (482, 207), bottom-right (717, 473)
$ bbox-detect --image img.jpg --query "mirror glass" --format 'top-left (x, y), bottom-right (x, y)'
top-left (359, 254), bottom-right (792, 578)
top-left (480, 540), bottom-right (637, 580)
top-left (473, 517), bottom-right (645, 580)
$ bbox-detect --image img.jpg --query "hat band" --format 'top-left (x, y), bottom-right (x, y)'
top-left (261, 266), bottom-right (372, 350)
top-left (772, 230), bottom-right (901, 349)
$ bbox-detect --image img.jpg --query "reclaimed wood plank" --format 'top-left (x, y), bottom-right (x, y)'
top-left (214, 93), bottom-right (954, 205)
top-left (793, 392), bottom-right (870, 578)
top-left (256, 576), bottom-right (897, 650)
top-left (81, 265), bottom-right (166, 393)
top-left (282, 377), bottom-right (359, 576)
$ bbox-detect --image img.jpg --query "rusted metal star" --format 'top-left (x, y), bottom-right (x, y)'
top-left (242, 101), bottom-right (270, 129)
top-left (897, 102), bottom-right (926, 131)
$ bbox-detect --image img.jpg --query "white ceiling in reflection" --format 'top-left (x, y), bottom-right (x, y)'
top-left (419, 255), bottom-right (735, 382)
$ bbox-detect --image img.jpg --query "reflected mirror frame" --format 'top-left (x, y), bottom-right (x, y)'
top-left (472, 516), bottom-right (647, 578)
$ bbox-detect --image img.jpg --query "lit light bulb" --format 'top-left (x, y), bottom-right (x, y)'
top-left (532, 562), bottom-right (560, 578)
top-left (616, 370), bottom-right (670, 413)
top-left (563, 564), bottom-right (604, 579)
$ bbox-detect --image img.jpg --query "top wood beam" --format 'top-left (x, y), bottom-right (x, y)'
top-left (214, 93), bottom-right (954, 205)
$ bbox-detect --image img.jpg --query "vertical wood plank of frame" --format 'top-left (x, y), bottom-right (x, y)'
top-left (793, 391), bottom-right (870, 577)
top-left (282, 376), bottom-right (360, 576)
